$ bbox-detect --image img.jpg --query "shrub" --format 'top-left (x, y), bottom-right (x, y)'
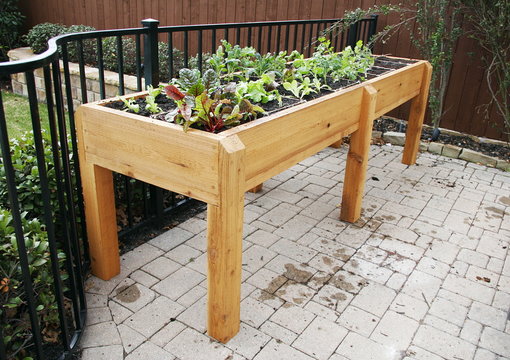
top-left (66, 24), bottom-right (97, 64)
top-left (24, 22), bottom-right (68, 54)
top-left (102, 36), bottom-right (138, 76)
top-left (0, 208), bottom-right (65, 359)
top-left (0, 0), bottom-right (25, 62)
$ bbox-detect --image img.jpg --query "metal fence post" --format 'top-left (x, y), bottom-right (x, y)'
top-left (142, 18), bottom-right (160, 86)
top-left (368, 14), bottom-right (379, 48)
top-left (347, 21), bottom-right (359, 48)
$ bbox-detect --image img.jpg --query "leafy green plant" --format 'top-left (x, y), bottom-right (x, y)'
top-left (24, 23), bottom-right (68, 54)
top-left (0, 0), bottom-right (25, 62)
top-left (283, 77), bottom-right (316, 99)
top-left (0, 208), bottom-right (66, 360)
top-left (144, 95), bottom-right (161, 114)
top-left (120, 97), bottom-right (140, 113)
top-left (164, 84), bottom-right (264, 132)
top-left (236, 74), bottom-right (282, 105)
top-left (65, 25), bottom-right (97, 64)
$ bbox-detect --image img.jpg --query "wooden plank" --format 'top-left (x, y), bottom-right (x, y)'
top-left (371, 62), bottom-right (425, 118)
top-left (207, 136), bottom-right (245, 343)
top-left (402, 62), bottom-right (432, 165)
top-left (340, 85), bottom-right (377, 222)
top-left (77, 105), bottom-right (221, 205)
top-left (76, 109), bottom-right (119, 280)
top-left (227, 86), bottom-right (363, 190)
top-left (248, 183), bottom-right (263, 193)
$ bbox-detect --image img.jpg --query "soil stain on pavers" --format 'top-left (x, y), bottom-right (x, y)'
top-left (115, 284), bottom-right (141, 303)
top-left (498, 196), bottom-right (510, 206)
top-left (283, 264), bottom-right (313, 283)
top-left (485, 206), bottom-right (505, 218)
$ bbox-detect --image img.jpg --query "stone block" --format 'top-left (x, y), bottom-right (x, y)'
top-left (459, 148), bottom-right (497, 167)
top-left (496, 160), bottom-right (510, 172)
top-left (442, 144), bottom-right (462, 158)
top-left (383, 131), bottom-right (406, 146)
top-left (428, 141), bottom-right (443, 155)
top-left (419, 141), bottom-right (428, 152)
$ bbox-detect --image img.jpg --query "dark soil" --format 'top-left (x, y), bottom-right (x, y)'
top-left (374, 117), bottom-right (510, 161)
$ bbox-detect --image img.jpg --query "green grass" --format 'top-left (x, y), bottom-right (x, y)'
top-left (1, 90), bottom-right (69, 138)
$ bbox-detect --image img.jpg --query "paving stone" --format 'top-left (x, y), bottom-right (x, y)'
top-left (293, 316), bottom-right (348, 360)
top-left (474, 348), bottom-right (498, 360)
top-left (125, 341), bottom-right (175, 360)
top-left (413, 325), bottom-right (476, 360)
top-left (150, 320), bottom-right (186, 347)
top-left (382, 254), bottom-right (416, 275)
top-left (177, 296), bottom-right (207, 333)
top-left (469, 301), bottom-right (508, 330)
top-left (411, 220), bottom-right (452, 241)
top-left (371, 310), bottom-right (419, 350)
top-left (81, 345), bottom-right (124, 360)
top-left (479, 327), bottom-right (510, 358)
top-left (165, 244), bottom-right (202, 265)
top-left (355, 244), bottom-right (388, 265)
top-left (336, 332), bottom-right (401, 360)
top-left (428, 297), bottom-right (468, 327)
top-left (242, 244), bottom-right (278, 274)
top-left (118, 323), bottom-right (146, 354)
top-left (450, 260), bottom-right (470, 276)
top-left (141, 257), bottom-right (181, 280)
top-left (390, 293), bottom-right (429, 321)
top-left (125, 296), bottom-right (185, 338)
top-left (458, 248), bottom-right (490, 268)
top-left (416, 257), bottom-right (450, 279)
top-left (120, 243), bottom-right (165, 271)
top-left (86, 293), bottom-right (108, 309)
top-left (275, 280), bottom-right (315, 307)
top-left (402, 270), bottom-right (442, 304)
top-left (85, 307), bottom-right (112, 326)
top-left (129, 270), bottom-right (159, 288)
top-left (152, 267), bottom-right (205, 300)
top-left (350, 282), bottom-right (396, 317)
top-left (385, 272), bottom-right (408, 291)
top-left (80, 321), bottom-right (121, 348)
top-left (404, 345), bottom-right (444, 360)
top-left (308, 253), bottom-right (344, 274)
top-left (337, 305), bottom-right (379, 336)
top-left (343, 256), bottom-right (393, 284)
top-left (487, 257), bottom-right (505, 274)
top-left (466, 265), bottom-right (500, 288)
top-left (269, 238), bottom-right (317, 262)
top-left (258, 202), bottom-right (300, 227)
top-left (309, 237), bottom-right (356, 261)
top-left (254, 339), bottom-right (313, 360)
top-left (246, 229), bottom-right (280, 248)
top-left (109, 300), bottom-right (133, 325)
top-left (241, 296), bottom-right (277, 328)
top-left (459, 319), bottom-right (483, 345)
top-left (149, 227), bottom-right (193, 251)
top-left (266, 303), bottom-right (315, 334)
top-left (442, 274), bottom-right (495, 305)
top-left (111, 280), bottom-right (156, 312)
top-left (424, 240), bottom-right (460, 265)
top-left (225, 323), bottom-right (271, 359)
top-left (379, 238), bottom-right (425, 261)
top-left (376, 223), bottom-right (418, 243)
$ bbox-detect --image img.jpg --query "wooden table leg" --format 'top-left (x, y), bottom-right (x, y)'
top-left (76, 110), bottom-right (120, 281)
top-left (207, 136), bottom-right (245, 343)
top-left (402, 62), bottom-right (432, 165)
top-left (340, 85), bottom-right (377, 223)
top-left (80, 162), bottom-right (120, 280)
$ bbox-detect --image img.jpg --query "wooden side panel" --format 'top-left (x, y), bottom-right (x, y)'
top-left (232, 88), bottom-right (363, 190)
top-left (207, 136), bottom-right (245, 343)
top-left (77, 105), bottom-right (221, 205)
top-left (371, 63), bottom-right (425, 119)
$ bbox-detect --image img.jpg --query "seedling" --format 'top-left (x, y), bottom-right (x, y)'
top-left (120, 97), bottom-right (140, 113)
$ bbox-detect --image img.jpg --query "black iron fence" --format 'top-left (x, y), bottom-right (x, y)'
top-left (0, 16), bottom-right (377, 359)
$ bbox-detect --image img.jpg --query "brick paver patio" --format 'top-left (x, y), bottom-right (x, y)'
top-left (80, 143), bottom-right (510, 360)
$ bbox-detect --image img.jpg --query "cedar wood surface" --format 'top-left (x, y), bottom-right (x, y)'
top-left (19, 0), bottom-right (506, 140)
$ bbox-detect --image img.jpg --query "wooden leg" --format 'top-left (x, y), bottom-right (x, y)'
top-left (248, 183), bottom-right (263, 193)
top-left (329, 139), bottom-right (343, 148)
top-left (76, 109), bottom-right (119, 280)
top-left (80, 162), bottom-right (120, 280)
top-left (207, 136), bottom-right (245, 343)
top-left (402, 62), bottom-right (432, 165)
top-left (340, 85), bottom-right (377, 223)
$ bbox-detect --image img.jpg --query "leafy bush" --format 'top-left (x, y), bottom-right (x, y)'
top-left (102, 36), bottom-right (138, 76)
top-left (0, 208), bottom-right (65, 359)
top-left (24, 23), bottom-right (68, 54)
top-left (0, 0), bottom-right (25, 62)
top-left (66, 24), bottom-right (97, 64)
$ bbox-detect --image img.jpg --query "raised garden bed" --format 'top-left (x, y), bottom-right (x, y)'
top-left (76, 43), bottom-right (431, 342)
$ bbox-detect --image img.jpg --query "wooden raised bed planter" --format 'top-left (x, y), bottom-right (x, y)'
top-left (76, 57), bottom-right (431, 343)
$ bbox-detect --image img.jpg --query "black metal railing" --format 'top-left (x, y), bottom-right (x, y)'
top-left (0, 16), bottom-right (377, 359)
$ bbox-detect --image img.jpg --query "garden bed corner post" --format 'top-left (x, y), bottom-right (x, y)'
top-left (402, 62), bottom-right (432, 165)
top-left (340, 85), bottom-right (378, 223)
top-left (76, 109), bottom-right (120, 280)
top-left (207, 135), bottom-right (246, 343)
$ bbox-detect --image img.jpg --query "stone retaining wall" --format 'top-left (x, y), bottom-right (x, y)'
top-left (8, 47), bottom-right (143, 110)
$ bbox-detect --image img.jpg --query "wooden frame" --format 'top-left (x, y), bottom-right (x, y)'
top-left (76, 59), bottom-right (431, 343)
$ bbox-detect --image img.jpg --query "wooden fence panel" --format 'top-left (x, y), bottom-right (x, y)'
top-left (17, 0), bottom-right (506, 140)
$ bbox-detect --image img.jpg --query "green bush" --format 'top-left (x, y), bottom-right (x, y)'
top-left (0, 0), bottom-right (25, 62)
top-left (102, 36), bottom-right (138, 76)
top-left (66, 24), bottom-right (97, 64)
top-left (24, 22), bottom-right (68, 54)
top-left (0, 208), bottom-right (65, 359)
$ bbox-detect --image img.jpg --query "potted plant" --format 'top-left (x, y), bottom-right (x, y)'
top-left (76, 39), bottom-right (431, 342)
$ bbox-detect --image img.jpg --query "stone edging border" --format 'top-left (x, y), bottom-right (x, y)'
top-left (376, 124), bottom-right (509, 171)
